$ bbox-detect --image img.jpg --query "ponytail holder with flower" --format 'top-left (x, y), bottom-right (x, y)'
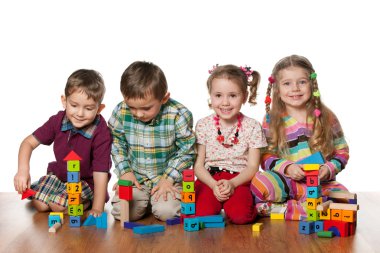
top-left (240, 65), bottom-right (254, 82)
top-left (208, 64), bottom-right (219, 74)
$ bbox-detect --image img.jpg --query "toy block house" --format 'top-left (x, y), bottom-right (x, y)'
top-left (64, 150), bottom-right (83, 227)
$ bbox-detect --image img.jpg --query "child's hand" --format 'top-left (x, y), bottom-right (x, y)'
top-left (14, 171), bottom-right (31, 194)
top-left (285, 164), bottom-right (305, 181)
top-left (217, 179), bottom-right (235, 197)
top-left (151, 177), bottom-right (180, 202)
top-left (319, 165), bottom-right (330, 181)
top-left (87, 208), bottom-right (103, 218)
top-left (212, 182), bottom-right (229, 202)
top-left (113, 172), bottom-right (141, 195)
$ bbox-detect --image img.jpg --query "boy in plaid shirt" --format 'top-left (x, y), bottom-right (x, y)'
top-left (109, 61), bottom-right (196, 221)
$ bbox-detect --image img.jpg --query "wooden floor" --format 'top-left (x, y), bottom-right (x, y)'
top-left (1, 192), bottom-right (379, 253)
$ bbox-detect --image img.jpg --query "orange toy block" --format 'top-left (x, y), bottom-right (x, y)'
top-left (68, 193), bottom-right (81, 205)
top-left (331, 209), bottom-right (342, 221)
top-left (181, 192), bottom-right (195, 203)
top-left (67, 182), bottom-right (82, 194)
top-left (342, 210), bottom-right (356, 223)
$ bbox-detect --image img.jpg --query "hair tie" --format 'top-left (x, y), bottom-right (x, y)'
top-left (240, 65), bottom-right (254, 82)
top-left (268, 76), bottom-right (275, 84)
top-left (208, 64), bottom-right (219, 74)
top-left (310, 72), bottom-right (317, 80)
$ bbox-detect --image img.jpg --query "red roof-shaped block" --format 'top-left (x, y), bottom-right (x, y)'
top-left (21, 188), bottom-right (36, 200)
top-left (63, 150), bottom-right (82, 161)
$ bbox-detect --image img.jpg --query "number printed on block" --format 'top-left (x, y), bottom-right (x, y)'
top-left (182, 181), bottom-right (194, 192)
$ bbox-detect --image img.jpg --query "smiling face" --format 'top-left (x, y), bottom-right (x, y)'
top-left (61, 89), bottom-right (103, 129)
top-left (210, 78), bottom-right (247, 125)
top-left (277, 66), bottom-right (311, 111)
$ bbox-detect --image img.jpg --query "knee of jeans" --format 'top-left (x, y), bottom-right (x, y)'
top-left (152, 202), bottom-right (180, 221)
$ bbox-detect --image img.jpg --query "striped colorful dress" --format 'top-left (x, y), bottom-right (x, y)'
top-left (251, 113), bottom-right (349, 220)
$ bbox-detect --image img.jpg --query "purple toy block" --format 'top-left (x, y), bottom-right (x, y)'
top-left (124, 221), bottom-right (145, 229)
top-left (166, 217), bottom-right (181, 225)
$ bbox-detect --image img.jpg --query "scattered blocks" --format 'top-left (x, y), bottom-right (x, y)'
top-left (83, 215), bottom-right (96, 226)
top-left (299, 221), bottom-right (315, 234)
top-left (270, 206), bottom-right (287, 220)
top-left (124, 221), bottom-right (145, 229)
top-left (184, 218), bottom-right (200, 232)
top-left (96, 212), bottom-right (107, 229)
top-left (166, 217), bottom-right (181, 225)
top-left (252, 223), bottom-right (263, 232)
top-left (203, 222), bottom-right (225, 228)
top-left (317, 231), bottom-right (334, 238)
top-left (133, 224), bottom-right (165, 234)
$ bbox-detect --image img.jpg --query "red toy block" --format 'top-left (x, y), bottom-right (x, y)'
top-left (324, 220), bottom-right (349, 237)
top-left (119, 186), bottom-right (133, 200)
top-left (304, 170), bottom-right (319, 177)
top-left (306, 176), bottom-right (319, 187)
top-left (21, 188), bottom-right (36, 200)
top-left (182, 169), bottom-right (195, 182)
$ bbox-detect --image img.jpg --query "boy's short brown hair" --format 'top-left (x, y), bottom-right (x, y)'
top-left (65, 69), bottom-right (105, 104)
top-left (120, 61), bottom-right (168, 100)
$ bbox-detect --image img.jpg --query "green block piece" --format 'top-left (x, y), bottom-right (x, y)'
top-left (317, 231), bottom-right (334, 238)
top-left (68, 204), bottom-right (83, 216)
top-left (183, 181), bottom-right (194, 192)
top-left (67, 160), bottom-right (80, 172)
top-left (118, 179), bottom-right (133, 186)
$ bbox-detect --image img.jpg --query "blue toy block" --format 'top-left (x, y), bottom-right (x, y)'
top-left (299, 221), bottom-right (315, 234)
top-left (203, 222), bottom-right (225, 228)
top-left (166, 217), bottom-right (181, 225)
top-left (314, 220), bottom-right (324, 232)
top-left (96, 212), bottom-right (107, 229)
top-left (295, 152), bottom-right (325, 165)
top-left (83, 215), bottom-right (96, 226)
top-left (133, 224), bottom-right (165, 234)
top-left (69, 216), bottom-right (81, 227)
top-left (181, 202), bottom-right (195, 215)
top-left (184, 218), bottom-right (200, 232)
top-left (307, 186), bottom-right (322, 198)
top-left (48, 215), bottom-right (61, 227)
top-left (124, 221), bottom-right (145, 229)
top-left (197, 215), bottom-right (224, 223)
top-left (67, 172), bottom-right (80, 183)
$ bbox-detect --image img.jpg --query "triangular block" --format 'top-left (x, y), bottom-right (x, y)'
top-left (83, 215), bottom-right (96, 226)
top-left (63, 150), bottom-right (82, 161)
top-left (21, 188), bottom-right (36, 200)
top-left (295, 152), bottom-right (325, 165)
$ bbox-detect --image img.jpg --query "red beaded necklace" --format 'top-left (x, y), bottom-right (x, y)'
top-left (214, 113), bottom-right (243, 148)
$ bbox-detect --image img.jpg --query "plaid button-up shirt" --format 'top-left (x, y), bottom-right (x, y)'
top-left (108, 98), bottom-right (196, 188)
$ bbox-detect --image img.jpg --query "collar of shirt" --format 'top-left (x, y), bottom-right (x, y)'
top-left (61, 115), bottom-right (100, 139)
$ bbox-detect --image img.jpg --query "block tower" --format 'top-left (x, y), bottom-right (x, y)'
top-left (64, 150), bottom-right (84, 227)
top-left (181, 169), bottom-right (197, 231)
top-left (118, 179), bottom-right (133, 227)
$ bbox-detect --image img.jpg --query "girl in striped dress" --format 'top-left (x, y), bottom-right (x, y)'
top-left (251, 55), bottom-right (349, 220)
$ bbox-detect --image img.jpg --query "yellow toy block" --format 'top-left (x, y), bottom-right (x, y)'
top-left (67, 160), bottom-right (80, 172)
top-left (252, 223), bottom-right (263, 232)
top-left (320, 208), bottom-right (331, 220)
top-left (303, 164), bottom-right (320, 171)
top-left (181, 192), bottom-right (195, 203)
top-left (306, 197), bottom-right (322, 210)
top-left (68, 193), bottom-right (81, 205)
top-left (67, 182), bottom-right (82, 194)
top-left (50, 212), bottom-right (64, 224)
top-left (342, 210), bottom-right (356, 222)
top-left (270, 206), bottom-right (286, 220)
top-left (183, 181), bottom-right (194, 192)
top-left (331, 209), bottom-right (342, 221)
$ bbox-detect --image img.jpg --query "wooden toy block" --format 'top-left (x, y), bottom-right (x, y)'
top-left (133, 224), bottom-right (165, 234)
top-left (314, 220), bottom-right (324, 232)
top-left (119, 186), bottom-right (133, 200)
top-left (204, 222), bottom-right (225, 228)
top-left (331, 209), bottom-right (342, 221)
top-left (328, 197), bottom-right (357, 204)
top-left (342, 210), bottom-right (356, 223)
top-left (182, 169), bottom-right (195, 182)
top-left (180, 214), bottom-right (196, 224)
top-left (304, 170), bottom-right (319, 177)
top-left (348, 222), bottom-right (357, 235)
top-left (299, 221), bottom-right (315, 234)
top-left (184, 218), bottom-right (200, 231)
top-left (329, 203), bottom-right (359, 211)
top-left (124, 221), bottom-right (145, 229)
top-left (181, 192), bottom-right (195, 203)
top-left (307, 209), bottom-right (320, 221)
top-left (306, 197), bottom-right (322, 210)
top-left (64, 150), bottom-right (82, 161)
top-left (252, 223), bottom-right (263, 232)
top-left (182, 181), bottom-right (195, 192)
top-left (328, 191), bottom-right (357, 200)
top-left (67, 182), bottom-right (81, 194)
top-left (96, 212), bottom-right (107, 229)
top-left (83, 215), bottom-right (96, 226)
top-left (316, 200), bottom-right (333, 212)
top-left (166, 217), bottom-right (181, 225)
top-left (295, 151), bottom-right (325, 164)
top-left (307, 186), bottom-right (321, 198)
top-left (50, 212), bottom-right (64, 224)
top-left (317, 231), bottom-right (334, 238)
top-left (67, 160), bottom-right (80, 172)
top-left (68, 193), bottom-right (81, 205)
top-left (69, 216), bottom-right (81, 227)
top-left (197, 215), bottom-right (224, 223)
top-left (118, 179), bottom-right (133, 186)
top-left (181, 202), bottom-right (195, 215)
top-left (306, 176), bottom-right (319, 187)
top-left (320, 209), bottom-right (331, 220)
top-left (270, 206), bottom-right (287, 220)
top-left (68, 204), bottom-right (84, 216)
top-left (48, 222), bottom-right (62, 233)
top-left (67, 172), bottom-right (80, 183)
top-left (303, 164), bottom-right (320, 171)
top-left (21, 188), bottom-right (36, 200)
top-left (48, 215), bottom-right (61, 227)
top-left (324, 220), bottom-right (349, 237)
top-left (120, 199), bottom-right (129, 227)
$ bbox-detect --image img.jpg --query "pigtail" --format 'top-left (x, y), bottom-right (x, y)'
top-left (247, 70), bottom-right (260, 105)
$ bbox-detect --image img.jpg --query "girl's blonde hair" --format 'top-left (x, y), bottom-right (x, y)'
top-left (207, 64), bottom-right (260, 106)
top-left (265, 55), bottom-right (337, 159)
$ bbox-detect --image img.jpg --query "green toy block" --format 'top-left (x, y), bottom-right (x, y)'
top-left (67, 160), bottom-right (80, 172)
top-left (118, 179), bottom-right (133, 186)
top-left (317, 231), bottom-right (334, 238)
top-left (183, 181), bottom-right (194, 192)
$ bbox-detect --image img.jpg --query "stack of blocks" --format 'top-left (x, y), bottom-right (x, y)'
top-left (64, 151), bottom-right (84, 227)
top-left (119, 179), bottom-right (133, 227)
top-left (181, 169), bottom-right (196, 221)
top-left (298, 152), bottom-right (359, 237)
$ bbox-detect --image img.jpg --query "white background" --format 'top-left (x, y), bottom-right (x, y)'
top-left (1, 0), bottom-right (379, 193)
